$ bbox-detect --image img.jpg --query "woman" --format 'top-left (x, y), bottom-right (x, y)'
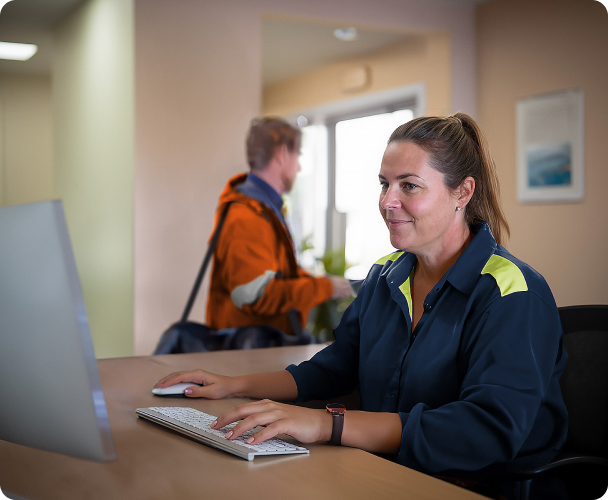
top-left (155, 113), bottom-right (567, 490)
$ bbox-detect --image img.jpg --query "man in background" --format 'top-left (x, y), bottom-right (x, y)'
top-left (206, 117), bottom-right (352, 336)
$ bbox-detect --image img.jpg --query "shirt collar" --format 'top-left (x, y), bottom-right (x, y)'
top-left (384, 222), bottom-right (497, 297)
top-left (444, 222), bottom-right (497, 296)
top-left (247, 173), bottom-right (284, 212)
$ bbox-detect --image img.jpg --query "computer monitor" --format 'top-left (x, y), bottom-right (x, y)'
top-left (0, 200), bottom-right (116, 462)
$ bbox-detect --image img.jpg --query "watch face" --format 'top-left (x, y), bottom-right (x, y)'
top-left (326, 403), bottom-right (346, 415)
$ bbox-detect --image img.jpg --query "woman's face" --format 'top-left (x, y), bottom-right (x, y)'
top-left (379, 141), bottom-right (462, 255)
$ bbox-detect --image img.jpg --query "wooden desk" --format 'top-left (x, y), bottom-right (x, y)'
top-left (0, 346), bottom-right (484, 500)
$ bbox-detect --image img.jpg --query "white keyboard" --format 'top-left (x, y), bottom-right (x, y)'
top-left (136, 407), bottom-right (309, 461)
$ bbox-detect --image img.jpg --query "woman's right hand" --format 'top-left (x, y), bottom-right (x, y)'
top-left (153, 370), bottom-right (238, 399)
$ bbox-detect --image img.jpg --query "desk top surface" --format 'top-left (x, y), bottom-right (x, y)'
top-left (0, 346), bottom-right (484, 500)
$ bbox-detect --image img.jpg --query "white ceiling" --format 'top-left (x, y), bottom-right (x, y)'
top-left (0, 0), bottom-right (84, 29)
top-left (0, 0), bottom-right (85, 75)
top-left (261, 0), bottom-right (491, 86)
top-left (0, 0), bottom-right (488, 82)
top-left (262, 18), bottom-right (410, 87)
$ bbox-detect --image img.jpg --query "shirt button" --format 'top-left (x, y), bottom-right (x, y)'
top-left (424, 303), bottom-right (432, 311)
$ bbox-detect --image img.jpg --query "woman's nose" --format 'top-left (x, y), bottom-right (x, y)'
top-left (380, 188), bottom-right (401, 210)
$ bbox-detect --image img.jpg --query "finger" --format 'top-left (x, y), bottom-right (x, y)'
top-left (154, 372), bottom-right (178, 387)
top-left (183, 382), bottom-right (225, 400)
top-left (240, 420), bottom-right (288, 445)
top-left (215, 400), bottom-right (277, 423)
top-left (154, 370), bottom-right (205, 388)
top-left (212, 400), bottom-right (278, 430)
top-left (154, 372), bottom-right (184, 388)
top-left (226, 409), bottom-right (286, 441)
top-left (154, 371), bottom-right (191, 387)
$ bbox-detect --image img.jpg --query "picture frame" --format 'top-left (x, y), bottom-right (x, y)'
top-left (516, 89), bottom-right (584, 203)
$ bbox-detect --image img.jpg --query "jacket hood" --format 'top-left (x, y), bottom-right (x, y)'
top-left (218, 173), bottom-right (248, 205)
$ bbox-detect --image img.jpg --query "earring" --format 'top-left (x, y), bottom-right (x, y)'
top-left (455, 207), bottom-right (462, 212)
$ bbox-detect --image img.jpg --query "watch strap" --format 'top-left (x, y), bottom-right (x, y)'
top-left (327, 404), bottom-right (345, 445)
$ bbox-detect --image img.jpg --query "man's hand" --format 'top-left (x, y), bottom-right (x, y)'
top-left (328, 275), bottom-right (352, 299)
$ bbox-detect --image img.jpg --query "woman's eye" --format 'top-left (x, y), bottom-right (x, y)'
top-left (379, 182), bottom-right (388, 191)
top-left (403, 182), bottom-right (418, 191)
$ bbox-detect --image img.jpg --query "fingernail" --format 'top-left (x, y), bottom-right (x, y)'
top-left (184, 389), bottom-right (192, 395)
top-left (225, 431), bottom-right (233, 439)
top-left (246, 437), bottom-right (254, 444)
top-left (211, 420), bottom-right (217, 428)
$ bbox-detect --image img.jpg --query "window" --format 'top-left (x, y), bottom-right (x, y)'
top-left (287, 124), bottom-right (328, 272)
top-left (335, 109), bottom-right (414, 279)
top-left (286, 84), bottom-right (423, 280)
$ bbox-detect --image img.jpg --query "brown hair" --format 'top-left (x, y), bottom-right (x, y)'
top-left (246, 117), bottom-right (301, 171)
top-left (388, 112), bottom-right (510, 245)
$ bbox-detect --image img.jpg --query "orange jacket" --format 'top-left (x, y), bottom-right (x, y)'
top-left (206, 174), bottom-right (333, 335)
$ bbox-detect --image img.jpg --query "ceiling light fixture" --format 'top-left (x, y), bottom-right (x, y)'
top-left (0, 1), bottom-right (38, 63)
top-left (333, 27), bottom-right (358, 42)
top-left (0, 41), bottom-right (38, 61)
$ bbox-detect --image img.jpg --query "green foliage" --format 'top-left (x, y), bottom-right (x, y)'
top-left (319, 246), bottom-right (348, 277)
top-left (309, 246), bottom-right (354, 342)
top-left (299, 234), bottom-right (315, 253)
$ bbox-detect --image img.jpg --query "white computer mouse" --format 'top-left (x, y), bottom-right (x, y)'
top-left (152, 382), bottom-right (202, 396)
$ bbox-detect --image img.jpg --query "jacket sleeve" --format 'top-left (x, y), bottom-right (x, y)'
top-left (215, 203), bottom-right (333, 317)
top-left (396, 291), bottom-right (567, 476)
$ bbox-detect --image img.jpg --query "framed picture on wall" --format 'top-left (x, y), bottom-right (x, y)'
top-left (516, 89), bottom-right (584, 203)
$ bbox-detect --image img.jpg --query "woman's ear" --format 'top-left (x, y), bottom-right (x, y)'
top-left (457, 176), bottom-right (475, 208)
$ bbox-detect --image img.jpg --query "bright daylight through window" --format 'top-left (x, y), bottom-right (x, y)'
top-left (336, 109), bottom-right (414, 279)
top-left (290, 108), bottom-right (414, 281)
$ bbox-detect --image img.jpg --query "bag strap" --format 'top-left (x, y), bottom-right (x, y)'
top-left (180, 202), bottom-right (232, 323)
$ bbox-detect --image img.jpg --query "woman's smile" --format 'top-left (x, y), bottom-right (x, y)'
top-left (386, 218), bottom-right (411, 227)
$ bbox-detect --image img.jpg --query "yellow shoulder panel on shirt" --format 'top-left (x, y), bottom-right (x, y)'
top-left (374, 251), bottom-right (404, 266)
top-left (481, 254), bottom-right (528, 297)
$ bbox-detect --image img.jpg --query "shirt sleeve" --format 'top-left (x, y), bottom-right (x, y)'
top-left (216, 203), bottom-right (333, 317)
top-left (396, 291), bottom-right (567, 476)
top-left (286, 295), bottom-right (362, 401)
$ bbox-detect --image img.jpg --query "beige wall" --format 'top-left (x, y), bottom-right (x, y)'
top-left (9, 0), bottom-right (601, 357)
top-left (0, 75), bottom-right (54, 206)
top-left (477, 0), bottom-right (608, 306)
top-left (264, 32), bottom-right (451, 117)
top-left (134, 0), bottom-right (263, 356)
top-left (134, 0), bottom-right (477, 355)
top-left (53, 0), bottom-right (135, 358)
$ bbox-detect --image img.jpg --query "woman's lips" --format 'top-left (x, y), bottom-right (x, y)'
top-left (386, 218), bottom-right (411, 227)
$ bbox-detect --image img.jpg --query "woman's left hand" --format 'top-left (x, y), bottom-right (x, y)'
top-left (211, 399), bottom-right (332, 445)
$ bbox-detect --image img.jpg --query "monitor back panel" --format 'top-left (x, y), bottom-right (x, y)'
top-left (0, 200), bottom-right (116, 461)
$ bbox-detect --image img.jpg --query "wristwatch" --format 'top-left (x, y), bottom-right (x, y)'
top-left (326, 403), bottom-right (346, 445)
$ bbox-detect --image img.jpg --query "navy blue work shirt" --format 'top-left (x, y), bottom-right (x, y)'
top-left (286, 223), bottom-right (568, 480)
